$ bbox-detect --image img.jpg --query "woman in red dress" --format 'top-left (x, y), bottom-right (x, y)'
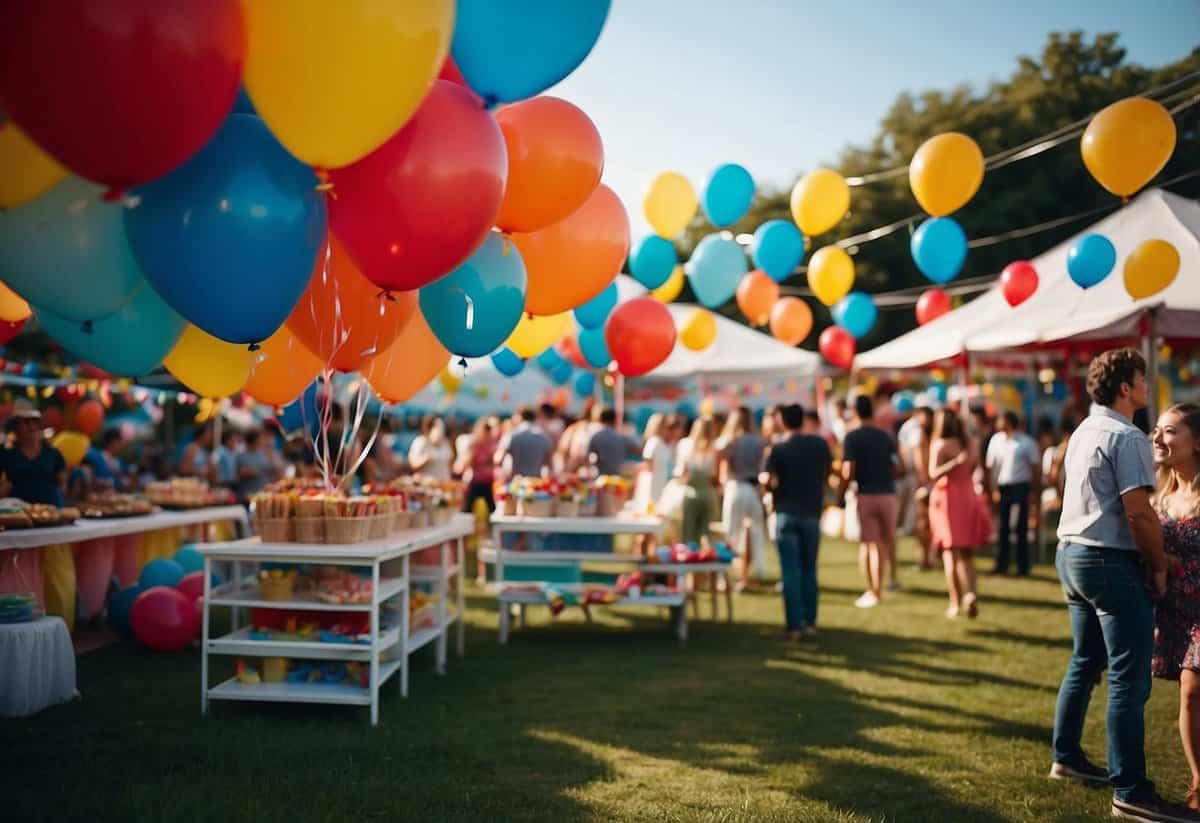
top-left (927, 410), bottom-right (989, 619)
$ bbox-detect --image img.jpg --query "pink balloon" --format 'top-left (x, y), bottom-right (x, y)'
top-left (176, 570), bottom-right (206, 603)
top-left (130, 586), bottom-right (195, 652)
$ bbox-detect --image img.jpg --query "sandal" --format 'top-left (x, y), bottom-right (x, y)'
top-left (963, 593), bottom-right (979, 619)
top-left (1187, 789), bottom-right (1200, 811)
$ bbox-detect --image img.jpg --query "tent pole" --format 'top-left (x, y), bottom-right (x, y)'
top-left (958, 351), bottom-right (971, 419)
top-left (1144, 309), bottom-right (1159, 425)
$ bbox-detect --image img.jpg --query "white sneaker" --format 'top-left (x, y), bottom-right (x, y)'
top-left (854, 591), bottom-right (879, 609)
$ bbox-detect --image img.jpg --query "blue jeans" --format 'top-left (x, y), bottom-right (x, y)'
top-left (1052, 544), bottom-right (1155, 802)
top-left (776, 513), bottom-right (820, 631)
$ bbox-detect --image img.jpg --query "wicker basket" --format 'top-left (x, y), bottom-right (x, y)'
top-left (293, 517), bottom-right (325, 544)
top-left (367, 513), bottom-right (391, 540)
top-left (392, 510), bottom-right (413, 532)
top-left (554, 500), bottom-right (580, 518)
top-left (595, 490), bottom-right (626, 517)
top-left (254, 517), bottom-right (293, 543)
top-left (325, 516), bottom-right (371, 544)
top-left (431, 508), bottom-right (453, 526)
top-left (262, 657), bottom-right (289, 683)
top-left (500, 497), bottom-right (517, 517)
top-left (295, 497), bottom-right (325, 519)
top-left (518, 498), bottom-right (553, 518)
top-left (411, 509), bottom-right (431, 529)
top-left (258, 572), bottom-right (296, 601)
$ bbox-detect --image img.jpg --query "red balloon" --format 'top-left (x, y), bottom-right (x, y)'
top-left (42, 406), bottom-right (64, 433)
top-left (605, 298), bottom-right (676, 377)
top-left (818, 326), bottom-right (856, 370)
top-left (916, 288), bottom-right (951, 325)
top-left (558, 335), bottom-right (589, 369)
top-left (130, 586), bottom-right (197, 652)
top-left (0, 0), bottom-right (245, 193)
top-left (438, 56), bottom-right (467, 86)
top-left (328, 81), bottom-right (508, 294)
top-left (0, 318), bottom-right (26, 346)
top-left (1000, 261), bottom-right (1039, 307)
top-left (74, 399), bottom-right (104, 437)
top-left (176, 571), bottom-right (206, 604)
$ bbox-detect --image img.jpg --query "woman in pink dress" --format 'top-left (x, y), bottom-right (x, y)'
top-left (928, 410), bottom-right (989, 619)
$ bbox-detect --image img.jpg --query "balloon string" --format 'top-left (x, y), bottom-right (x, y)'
top-left (314, 168), bottom-right (336, 198)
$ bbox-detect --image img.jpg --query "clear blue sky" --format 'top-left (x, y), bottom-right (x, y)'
top-left (550, 0), bottom-right (1200, 237)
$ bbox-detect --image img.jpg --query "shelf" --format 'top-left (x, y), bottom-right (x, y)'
top-left (498, 590), bottom-right (686, 608)
top-left (207, 576), bottom-right (406, 612)
top-left (208, 676), bottom-right (371, 706)
top-left (207, 626), bottom-right (401, 660)
top-left (406, 609), bottom-right (458, 655)
top-left (379, 658), bottom-right (404, 687)
top-left (411, 563), bottom-right (460, 583)
top-left (490, 514), bottom-right (662, 535)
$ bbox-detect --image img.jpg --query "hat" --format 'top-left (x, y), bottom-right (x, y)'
top-left (9, 398), bottom-right (41, 420)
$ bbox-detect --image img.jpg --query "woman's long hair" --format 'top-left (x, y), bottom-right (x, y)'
top-left (932, 409), bottom-right (968, 449)
top-left (1153, 403), bottom-right (1200, 516)
top-left (690, 418), bottom-right (716, 456)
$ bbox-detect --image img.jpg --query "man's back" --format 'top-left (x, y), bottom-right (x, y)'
top-left (509, 427), bottom-right (551, 477)
top-left (588, 427), bottom-right (634, 476)
top-left (767, 434), bottom-right (831, 518)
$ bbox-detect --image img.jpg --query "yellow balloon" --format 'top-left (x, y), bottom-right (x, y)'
top-left (908, 132), bottom-right (984, 216)
top-left (504, 312), bottom-right (571, 359)
top-left (650, 266), bottom-right (685, 303)
top-left (241, 0), bottom-right (455, 169)
top-left (163, 325), bottom-right (252, 398)
top-left (0, 122), bottom-right (66, 209)
top-left (1123, 239), bottom-right (1180, 300)
top-left (790, 168), bottom-right (849, 236)
top-left (0, 280), bottom-right (31, 323)
top-left (1082, 97), bottom-right (1176, 198)
top-left (807, 246), bottom-right (855, 307)
top-left (1159, 375), bottom-right (1172, 415)
top-left (438, 366), bottom-right (462, 395)
top-left (643, 172), bottom-right (697, 238)
top-left (51, 431), bottom-right (90, 469)
top-left (678, 308), bottom-right (717, 352)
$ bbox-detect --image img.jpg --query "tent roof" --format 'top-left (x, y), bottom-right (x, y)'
top-left (856, 189), bottom-right (1200, 370)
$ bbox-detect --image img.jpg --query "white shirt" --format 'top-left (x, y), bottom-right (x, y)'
top-left (408, 435), bottom-right (452, 481)
top-left (985, 430), bottom-right (1040, 486)
top-left (642, 435), bottom-right (672, 501)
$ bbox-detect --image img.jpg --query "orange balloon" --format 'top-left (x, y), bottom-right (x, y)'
top-left (244, 325), bottom-right (324, 407)
top-left (511, 183), bottom-right (630, 316)
top-left (735, 270), bottom-right (780, 326)
top-left (74, 399), bottom-right (104, 438)
top-left (363, 312), bottom-right (450, 404)
top-left (769, 297), bottom-right (813, 346)
top-left (286, 235), bottom-right (418, 372)
top-left (494, 97), bottom-right (603, 233)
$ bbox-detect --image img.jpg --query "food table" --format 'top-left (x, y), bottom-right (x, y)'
top-left (0, 505), bottom-right (251, 551)
top-left (197, 513), bottom-right (470, 726)
top-left (0, 616), bottom-right (76, 717)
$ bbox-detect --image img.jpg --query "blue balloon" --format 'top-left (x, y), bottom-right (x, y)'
top-left (550, 361), bottom-right (573, 386)
top-left (893, 391), bottom-right (915, 414)
top-left (751, 220), bottom-right (806, 281)
top-left (910, 217), bottom-right (967, 284)
top-left (1067, 233), bottom-right (1116, 289)
top-left (233, 86), bottom-right (257, 115)
top-left (536, 348), bottom-right (566, 371)
top-left (928, 382), bottom-right (948, 405)
top-left (574, 371), bottom-right (596, 397)
top-left (36, 281), bottom-right (184, 377)
top-left (107, 585), bottom-right (143, 637)
top-left (629, 236), bottom-right (676, 290)
top-left (685, 233), bottom-right (748, 308)
top-left (573, 282), bottom-right (617, 329)
top-left (139, 558), bottom-right (184, 590)
top-left (420, 232), bottom-right (527, 358)
top-left (701, 164), bottom-right (755, 227)
top-left (0, 176), bottom-right (143, 324)
top-left (633, 406), bottom-right (655, 433)
top-left (451, 0), bottom-right (611, 105)
top-left (278, 380), bottom-right (321, 435)
top-left (832, 291), bottom-right (877, 340)
top-left (125, 114), bottom-right (327, 345)
top-left (173, 545), bottom-right (204, 575)
top-left (21, 362), bottom-right (40, 378)
top-left (578, 326), bottom-right (611, 369)
top-left (491, 348), bottom-right (526, 377)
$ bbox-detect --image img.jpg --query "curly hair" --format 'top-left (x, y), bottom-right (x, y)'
top-left (1086, 347), bottom-right (1146, 407)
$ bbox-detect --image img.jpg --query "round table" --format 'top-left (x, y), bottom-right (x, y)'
top-left (0, 616), bottom-right (77, 717)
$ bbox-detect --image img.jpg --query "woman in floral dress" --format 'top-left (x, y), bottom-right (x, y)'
top-left (1151, 403), bottom-right (1200, 809)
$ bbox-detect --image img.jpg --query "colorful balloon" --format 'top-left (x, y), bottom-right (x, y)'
top-left (163, 325), bottom-right (251, 398)
top-left (451, 0), bottom-right (611, 105)
top-left (806, 246), bottom-right (855, 306)
top-left (643, 172), bottom-right (697, 238)
top-left (74, 399), bottom-right (104, 438)
top-left (630, 236), bottom-right (678, 290)
top-left (1082, 98), bottom-right (1176, 198)
top-left (0, 177), bottom-right (142, 323)
top-left (504, 312), bottom-right (570, 360)
top-left (678, 308), bottom-right (717, 352)
top-left (908, 133), bottom-right (984, 216)
top-left (558, 335), bottom-right (588, 369)
top-left (1000, 261), bottom-right (1039, 307)
top-left (736, 271), bottom-right (780, 326)
top-left (243, 326), bottom-right (324, 408)
top-left (819, 326), bottom-right (856, 370)
top-left (573, 282), bottom-right (618, 330)
top-left (420, 233), bottom-right (527, 359)
top-left (910, 217), bottom-right (967, 284)
top-left (915, 288), bottom-right (951, 326)
top-left (51, 431), bottom-right (89, 469)
top-left (574, 371), bottom-right (596, 398)
top-left (790, 169), bottom-right (849, 236)
top-left (1123, 239), bottom-right (1180, 300)
top-left (536, 348), bottom-right (566, 372)
top-left (752, 220), bottom-right (806, 281)
top-left (511, 184), bottom-right (629, 316)
top-left (832, 292), bottom-right (877, 339)
top-left (0, 318), bottom-right (26, 347)
top-left (1067, 234), bottom-right (1118, 290)
top-left (0, 281), bottom-right (31, 324)
top-left (364, 313), bottom-right (450, 404)
top-left (651, 267), bottom-right (685, 303)
top-left (0, 0), bottom-right (244, 192)
top-left (125, 115), bottom-right (326, 345)
top-left (328, 81), bottom-right (507, 295)
top-left (768, 298), bottom-right (813, 346)
top-left (605, 298), bottom-right (676, 377)
top-left (439, 366), bottom-right (462, 395)
top-left (130, 586), bottom-right (196, 652)
top-left (685, 234), bottom-right (747, 308)
top-left (701, 164), bottom-right (755, 227)
top-left (494, 97), bottom-right (603, 233)
top-left (242, 0), bottom-right (453, 169)
top-left (578, 326), bottom-right (611, 369)
top-left (0, 121), bottom-right (66, 209)
top-left (491, 348), bottom-right (526, 377)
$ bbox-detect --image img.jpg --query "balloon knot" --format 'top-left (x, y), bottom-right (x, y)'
top-left (314, 168), bottom-right (336, 198)
top-left (248, 342), bottom-right (261, 352)
top-left (376, 289), bottom-right (397, 303)
top-left (101, 187), bottom-right (125, 204)
top-left (457, 357), bottom-right (468, 369)
top-left (80, 320), bottom-right (94, 334)
top-left (527, 312), bottom-right (535, 320)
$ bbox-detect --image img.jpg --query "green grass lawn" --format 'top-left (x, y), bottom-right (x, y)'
top-left (3, 537), bottom-right (1192, 822)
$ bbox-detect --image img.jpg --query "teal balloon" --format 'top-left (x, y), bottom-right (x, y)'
top-left (491, 348), bottom-right (525, 376)
top-left (536, 348), bottom-right (566, 371)
top-left (0, 176), bottom-right (143, 323)
top-left (832, 291), bottom-right (877, 339)
top-left (685, 233), bottom-right (747, 308)
top-left (107, 585), bottom-right (143, 637)
top-left (549, 360), bottom-right (573, 386)
top-left (910, 217), bottom-right (966, 284)
top-left (629, 235), bottom-right (676, 289)
top-left (1067, 234), bottom-right (1116, 289)
top-left (574, 371), bottom-right (596, 397)
top-left (578, 326), bottom-right (610, 368)
top-left (573, 281), bottom-right (617, 329)
top-left (139, 558), bottom-right (184, 590)
top-left (173, 545), bottom-right (204, 575)
top-left (35, 280), bottom-right (184, 376)
top-left (701, 164), bottom-right (754, 227)
top-left (420, 232), bottom-right (527, 358)
top-left (752, 220), bottom-right (805, 281)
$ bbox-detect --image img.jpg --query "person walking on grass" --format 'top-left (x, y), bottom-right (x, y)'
top-left (1049, 348), bottom-right (1199, 823)
top-left (842, 394), bottom-right (903, 608)
top-left (986, 410), bottom-right (1042, 577)
top-left (927, 410), bottom-right (988, 619)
